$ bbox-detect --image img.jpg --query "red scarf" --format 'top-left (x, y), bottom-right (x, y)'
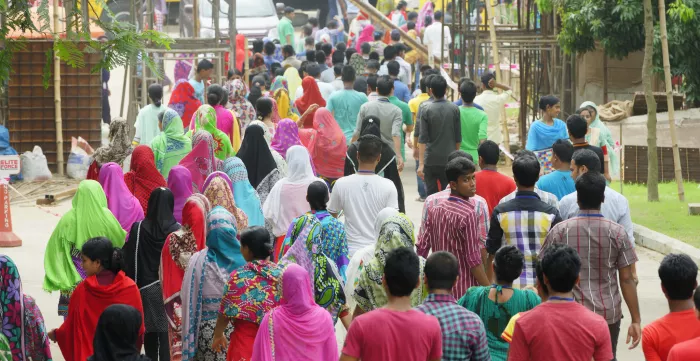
top-left (124, 145), bottom-right (167, 213)
top-left (168, 81), bottom-right (202, 128)
top-left (55, 271), bottom-right (144, 361)
top-left (294, 76), bottom-right (326, 128)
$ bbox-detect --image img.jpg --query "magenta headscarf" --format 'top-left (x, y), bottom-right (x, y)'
top-left (214, 104), bottom-right (235, 144)
top-left (270, 118), bottom-right (302, 159)
top-left (167, 165), bottom-right (194, 223)
top-left (178, 131), bottom-right (220, 191)
top-left (356, 24), bottom-right (375, 52)
top-left (251, 264), bottom-right (337, 361)
top-left (98, 162), bottom-right (145, 232)
top-left (416, 1), bottom-right (434, 34)
top-left (269, 97), bottom-right (281, 125)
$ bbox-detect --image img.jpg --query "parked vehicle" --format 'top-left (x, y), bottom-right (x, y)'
top-left (179, 0), bottom-right (279, 40)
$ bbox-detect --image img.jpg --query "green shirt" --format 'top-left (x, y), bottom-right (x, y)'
top-left (327, 89), bottom-right (369, 144)
top-left (278, 17), bottom-right (295, 48)
top-left (389, 96), bottom-right (414, 159)
top-left (458, 106), bottom-right (488, 161)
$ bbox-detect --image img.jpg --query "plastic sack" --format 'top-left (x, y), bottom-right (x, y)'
top-left (66, 137), bottom-right (94, 180)
top-left (20, 146), bottom-right (52, 182)
top-left (101, 122), bottom-right (110, 147)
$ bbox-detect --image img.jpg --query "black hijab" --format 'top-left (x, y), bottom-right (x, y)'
top-left (124, 187), bottom-right (181, 288)
top-left (89, 304), bottom-right (149, 361)
top-left (237, 124), bottom-right (278, 189)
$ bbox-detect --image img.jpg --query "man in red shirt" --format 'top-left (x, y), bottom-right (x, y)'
top-left (642, 254), bottom-right (700, 361)
top-left (475, 140), bottom-right (516, 215)
top-left (667, 286), bottom-right (700, 360)
top-left (508, 244), bottom-right (613, 361)
top-left (341, 248), bottom-right (442, 361)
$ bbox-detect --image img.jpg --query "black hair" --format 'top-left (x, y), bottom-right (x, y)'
top-left (333, 63), bottom-right (343, 76)
top-left (447, 150), bottom-right (473, 162)
top-left (551, 139), bottom-right (573, 163)
top-left (408, 11), bottom-right (418, 20)
top-left (274, 67), bottom-right (285, 77)
top-left (576, 171), bottom-right (606, 210)
top-left (336, 42), bottom-right (347, 53)
top-left (315, 42), bottom-right (323, 51)
top-left (360, 116), bottom-right (381, 137)
top-left (306, 50), bottom-right (316, 63)
top-left (424, 16), bottom-right (433, 26)
top-left (252, 39), bottom-right (264, 53)
top-left (572, 149), bottom-right (602, 174)
top-left (342, 65), bottom-right (356, 83)
top-left (369, 51), bottom-right (380, 61)
top-left (282, 44), bottom-right (295, 56)
top-left (219, 87), bottom-right (229, 106)
top-left (419, 76), bottom-right (428, 93)
top-left (373, 32), bottom-right (383, 41)
top-left (206, 84), bottom-right (226, 107)
top-left (695, 286), bottom-right (700, 309)
top-left (315, 51), bottom-right (327, 64)
top-left (566, 114), bottom-right (588, 139)
top-left (445, 157), bottom-right (476, 183)
top-left (431, 75), bottom-right (447, 98)
top-left (383, 45), bottom-right (397, 60)
top-left (361, 42), bottom-right (371, 55)
top-left (308, 17), bottom-right (318, 27)
top-left (512, 153), bottom-right (540, 187)
top-left (397, 0), bottom-right (407, 9)
top-left (366, 59), bottom-right (380, 71)
top-left (240, 226), bottom-right (273, 259)
top-left (303, 25), bottom-right (314, 37)
top-left (321, 43), bottom-right (333, 57)
top-left (660, 254), bottom-right (699, 300)
top-left (307, 181), bottom-right (329, 211)
top-left (366, 74), bottom-right (378, 91)
top-left (478, 140), bottom-right (500, 165)
top-left (251, 74), bottom-right (269, 89)
top-left (424, 68), bottom-right (440, 77)
top-left (494, 245), bottom-right (525, 283)
top-left (255, 97), bottom-right (273, 119)
top-left (434, 10), bottom-right (443, 21)
top-left (535, 259), bottom-right (548, 295)
top-left (357, 134), bottom-right (383, 163)
top-left (387, 61), bottom-right (400, 77)
top-left (82, 237), bottom-right (124, 273)
top-left (248, 86), bottom-right (263, 106)
top-left (377, 75), bottom-right (394, 96)
top-left (540, 243), bottom-right (581, 293)
top-left (353, 77), bottom-right (367, 93)
top-left (327, 20), bottom-right (339, 29)
top-left (227, 68), bottom-right (242, 80)
top-left (384, 247), bottom-right (420, 297)
top-left (407, 21), bottom-right (416, 30)
top-left (264, 41), bottom-right (276, 56)
top-left (538, 95), bottom-right (560, 111)
top-left (481, 72), bottom-right (495, 88)
top-left (345, 47), bottom-right (357, 63)
top-left (459, 80), bottom-right (477, 103)
top-left (332, 50), bottom-right (345, 65)
top-left (424, 251), bottom-right (459, 291)
top-left (196, 59), bottom-right (214, 72)
top-left (391, 31), bottom-right (401, 42)
top-left (306, 63), bottom-right (322, 78)
top-left (148, 83), bottom-right (163, 107)
top-left (575, 107), bottom-right (590, 116)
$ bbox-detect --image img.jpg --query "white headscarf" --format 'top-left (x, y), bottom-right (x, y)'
top-left (374, 207), bottom-right (400, 239)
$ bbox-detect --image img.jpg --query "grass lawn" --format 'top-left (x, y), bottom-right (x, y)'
top-left (610, 181), bottom-right (700, 247)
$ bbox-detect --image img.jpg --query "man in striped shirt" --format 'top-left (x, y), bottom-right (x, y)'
top-left (417, 157), bottom-right (490, 298)
top-left (540, 171), bottom-right (640, 360)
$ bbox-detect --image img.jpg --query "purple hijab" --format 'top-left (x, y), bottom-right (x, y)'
top-left (271, 118), bottom-right (302, 159)
top-left (167, 165), bottom-right (194, 223)
top-left (98, 162), bottom-right (145, 232)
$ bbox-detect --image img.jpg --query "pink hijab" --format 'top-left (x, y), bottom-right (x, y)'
top-left (416, 1), bottom-right (434, 34)
top-left (299, 107), bottom-right (347, 179)
top-left (178, 131), bottom-right (220, 191)
top-left (167, 165), bottom-right (194, 223)
top-left (251, 264), bottom-right (337, 361)
top-left (271, 118), bottom-right (303, 159)
top-left (98, 162), bottom-right (145, 232)
top-left (214, 104), bottom-right (235, 144)
top-left (356, 24), bottom-right (375, 52)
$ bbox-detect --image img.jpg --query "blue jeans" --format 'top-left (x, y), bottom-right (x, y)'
top-left (416, 160), bottom-right (427, 199)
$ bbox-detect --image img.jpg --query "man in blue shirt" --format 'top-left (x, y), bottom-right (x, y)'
top-left (536, 139), bottom-right (576, 200)
top-left (387, 61), bottom-right (411, 103)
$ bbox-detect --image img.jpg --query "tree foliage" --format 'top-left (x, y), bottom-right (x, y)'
top-left (0, 0), bottom-right (173, 88)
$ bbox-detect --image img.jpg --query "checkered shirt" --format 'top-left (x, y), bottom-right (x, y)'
top-left (422, 187), bottom-right (490, 245)
top-left (416, 294), bottom-right (491, 361)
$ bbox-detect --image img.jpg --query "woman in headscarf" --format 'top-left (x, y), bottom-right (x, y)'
top-left (353, 214), bottom-right (427, 316)
top-left (190, 105), bottom-right (235, 160)
top-left (174, 54), bottom-right (194, 84)
top-left (49, 237), bottom-right (144, 361)
top-left (270, 118), bottom-right (303, 160)
top-left (237, 124), bottom-right (280, 191)
top-left (212, 227), bottom-right (284, 361)
top-left (345, 117), bottom-right (406, 213)
top-left (151, 108), bottom-right (193, 178)
top-left (203, 172), bottom-right (248, 231)
top-left (263, 146), bottom-right (324, 254)
top-left (87, 119), bottom-right (134, 181)
top-left (124, 145), bottom-right (167, 214)
top-left (43, 181), bottom-right (127, 317)
top-left (0, 255), bottom-right (52, 361)
top-left (299, 107), bottom-right (347, 187)
top-left (271, 76), bottom-right (300, 121)
top-left (89, 304), bottom-right (149, 361)
top-left (250, 54), bottom-right (267, 77)
top-left (250, 120), bottom-right (288, 177)
top-left (525, 95), bottom-right (568, 174)
top-left (222, 157), bottom-right (265, 227)
top-left (161, 195), bottom-right (210, 361)
top-left (168, 166), bottom-right (194, 223)
top-left (168, 80), bottom-right (202, 128)
top-left (181, 207), bottom-right (246, 361)
top-left (276, 181), bottom-right (348, 277)
top-left (178, 131), bottom-right (220, 192)
top-left (416, 0), bottom-right (434, 34)
top-left (283, 67), bottom-right (302, 101)
top-left (355, 24), bottom-right (375, 52)
top-left (219, 88), bottom-right (242, 153)
top-left (224, 79), bottom-right (256, 130)
top-left (255, 98), bottom-right (278, 137)
top-left (207, 85), bottom-right (236, 146)
top-left (294, 76), bottom-right (326, 128)
top-left (134, 84), bottom-right (165, 146)
top-left (124, 188), bottom-right (180, 361)
top-left (99, 162), bottom-right (145, 233)
top-left (349, 52), bottom-right (366, 77)
top-left (580, 101), bottom-right (619, 179)
top-left (251, 264), bottom-right (338, 361)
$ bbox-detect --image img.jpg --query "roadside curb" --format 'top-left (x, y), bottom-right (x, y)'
top-left (635, 223), bottom-right (700, 264)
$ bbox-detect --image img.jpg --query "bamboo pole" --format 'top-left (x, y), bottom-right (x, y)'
top-left (244, 35), bottom-right (250, 85)
top-left (53, 0), bottom-right (64, 175)
top-left (229, 0), bottom-right (236, 70)
top-left (657, 0), bottom-right (685, 201)
top-left (486, 0), bottom-right (511, 160)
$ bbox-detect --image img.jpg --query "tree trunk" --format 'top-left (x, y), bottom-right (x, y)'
top-left (657, 0), bottom-right (685, 201)
top-left (54, 0), bottom-right (64, 176)
top-left (642, 0), bottom-right (658, 201)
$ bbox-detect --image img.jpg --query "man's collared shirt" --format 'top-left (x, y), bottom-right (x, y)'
top-left (422, 187), bottom-right (489, 245)
top-left (559, 186), bottom-right (635, 245)
top-left (473, 89), bottom-right (513, 145)
top-left (500, 187), bottom-right (559, 209)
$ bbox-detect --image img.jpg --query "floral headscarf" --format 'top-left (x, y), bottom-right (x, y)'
top-left (203, 172), bottom-right (248, 231)
top-left (225, 79), bottom-right (256, 128)
top-left (92, 119), bottom-right (133, 166)
top-left (349, 53), bottom-right (366, 77)
top-left (191, 105), bottom-right (235, 160)
top-left (271, 118), bottom-right (303, 159)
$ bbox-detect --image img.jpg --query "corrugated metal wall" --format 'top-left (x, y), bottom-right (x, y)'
top-left (623, 145), bottom-right (700, 183)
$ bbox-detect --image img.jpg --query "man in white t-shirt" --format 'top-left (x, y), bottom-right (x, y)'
top-left (329, 134), bottom-right (399, 256)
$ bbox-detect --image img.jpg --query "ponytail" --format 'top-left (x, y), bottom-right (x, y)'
top-left (82, 237), bottom-right (124, 273)
top-left (148, 84), bottom-right (164, 108)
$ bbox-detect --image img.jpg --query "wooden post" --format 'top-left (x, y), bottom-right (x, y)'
top-left (658, 0), bottom-right (685, 201)
top-left (486, 0), bottom-right (511, 159)
top-left (244, 35), bottom-right (250, 85)
top-left (603, 52), bottom-right (608, 104)
top-left (193, 0), bottom-right (199, 38)
top-left (53, 0), bottom-right (65, 176)
top-left (213, 0), bottom-right (220, 42)
top-left (229, 0), bottom-right (236, 70)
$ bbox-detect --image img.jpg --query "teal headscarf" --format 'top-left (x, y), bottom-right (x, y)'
top-left (580, 101), bottom-right (619, 177)
top-left (222, 157), bottom-right (265, 227)
top-left (205, 206), bottom-right (245, 272)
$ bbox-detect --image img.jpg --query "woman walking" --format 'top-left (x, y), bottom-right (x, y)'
top-left (87, 119), bottom-right (134, 180)
top-left (525, 95), bottom-right (568, 174)
top-left (190, 105), bottom-right (235, 160)
top-left (236, 124), bottom-right (282, 203)
top-left (299, 107), bottom-right (347, 187)
top-left (89, 304), bottom-right (149, 361)
top-left (250, 120), bottom-right (287, 176)
top-left (124, 145), bottom-right (167, 214)
top-left (151, 109), bottom-right (193, 178)
top-left (225, 79), bottom-right (256, 130)
top-left (168, 166), bottom-right (194, 223)
top-left (134, 84), bottom-right (165, 146)
top-left (202, 172), bottom-right (248, 232)
top-left (178, 131), bottom-right (220, 192)
top-left (222, 157), bottom-right (265, 227)
top-left (99, 162), bottom-right (145, 233)
top-left (271, 118), bottom-right (303, 160)
top-left (294, 77), bottom-right (326, 128)
top-left (169, 80), bottom-right (201, 128)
